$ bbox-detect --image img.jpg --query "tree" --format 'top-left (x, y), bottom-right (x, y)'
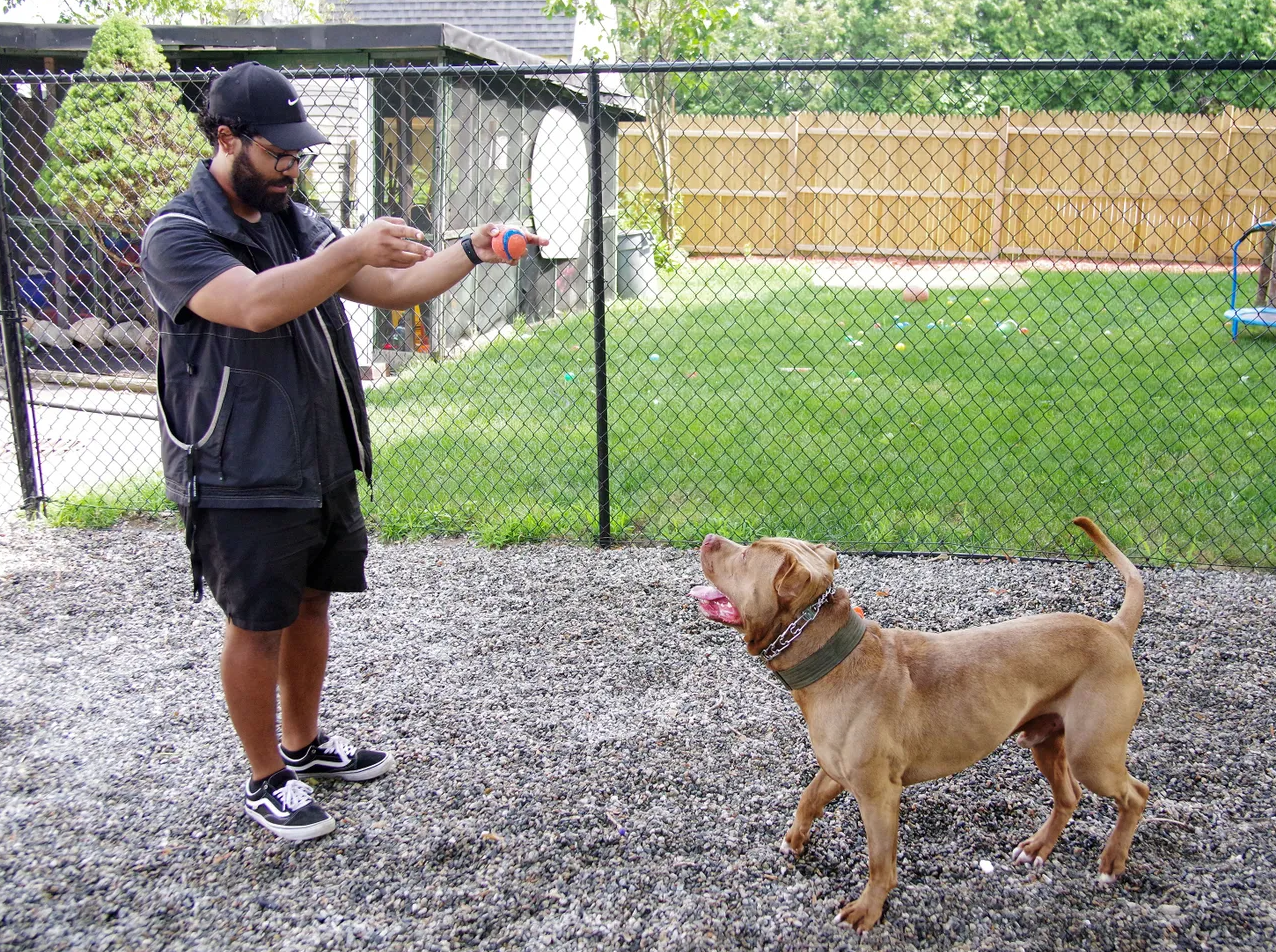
top-left (34, 15), bottom-right (204, 329)
top-left (543, 0), bottom-right (737, 248)
top-left (36, 15), bottom-right (204, 246)
top-left (691, 0), bottom-right (1276, 115)
top-left (953, 0), bottom-right (1276, 111)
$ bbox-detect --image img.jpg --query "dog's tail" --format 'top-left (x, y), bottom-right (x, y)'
top-left (1073, 517), bottom-right (1143, 644)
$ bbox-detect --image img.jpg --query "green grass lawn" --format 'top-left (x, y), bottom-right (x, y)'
top-left (364, 260), bottom-right (1275, 565)
top-left (45, 259), bottom-right (1276, 566)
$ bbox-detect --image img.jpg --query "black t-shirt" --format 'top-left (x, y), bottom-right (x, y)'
top-left (144, 209), bottom-right (355, 491)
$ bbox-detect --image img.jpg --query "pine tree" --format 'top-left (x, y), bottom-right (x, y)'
top-left (35, 15), bottom-right (204, 252)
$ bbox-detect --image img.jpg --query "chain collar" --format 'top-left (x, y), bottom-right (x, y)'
top-left (762, 583), bottom-right (837, 662)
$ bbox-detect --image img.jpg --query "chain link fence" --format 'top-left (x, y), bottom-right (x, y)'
top-left (1, 58), bottom-right (1274, 566)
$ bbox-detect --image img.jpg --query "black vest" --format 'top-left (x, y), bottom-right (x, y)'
top-left (143, 161), bottom-right (372, 509)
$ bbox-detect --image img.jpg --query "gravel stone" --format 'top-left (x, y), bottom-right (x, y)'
top-left (0, 516), bottom-right (1273, 950)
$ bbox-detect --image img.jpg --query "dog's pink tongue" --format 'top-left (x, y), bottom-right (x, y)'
top-left (689, 585), bottom-right (723, 601)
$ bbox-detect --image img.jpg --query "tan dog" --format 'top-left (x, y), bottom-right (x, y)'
top-left (691, 518), bottom-right (1148, 932)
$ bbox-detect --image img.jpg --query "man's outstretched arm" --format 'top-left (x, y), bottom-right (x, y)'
top-left (339, 224), bottom-right (549, 310)
top-left (186, 217), bottom-right (432, 331)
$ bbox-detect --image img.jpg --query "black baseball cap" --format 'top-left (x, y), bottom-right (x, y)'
top-left (207, 61), bottom-right (329, 152)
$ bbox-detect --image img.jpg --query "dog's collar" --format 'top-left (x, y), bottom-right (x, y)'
top-left (762, 583), bottom-right (837, 661)
top-left (773, 612), bottom-right (867, 691)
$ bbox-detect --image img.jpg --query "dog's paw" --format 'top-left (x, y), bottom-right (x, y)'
top-left (1097, 872), bottom-right (1118, 886)
top-left (835, 897), bottom-right (883, 933)
top-left (780, 828), bottom-right (810, 858)
top-left (1011, 846), bottom-right (1046, 868)
top-left (779, 835), bottom-right (806, 859)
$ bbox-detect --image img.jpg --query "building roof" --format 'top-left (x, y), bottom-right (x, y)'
top-left (0, 22), bottom-right (545, 70)
top-left (0, 22), bottom-right (644, 118)
top-left (338, 0), bottom-right (577, 60)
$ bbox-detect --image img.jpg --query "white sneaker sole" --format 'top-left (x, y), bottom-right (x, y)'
top-left (290, 751), bottom-right (397, 782)
top-left (244, 807), bottom-right (337, 841)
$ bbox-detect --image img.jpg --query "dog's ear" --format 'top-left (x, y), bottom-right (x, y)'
top-left (774, 552), bottom-right (812, 606)
top-left (817, 543), bottom-right (839, 573)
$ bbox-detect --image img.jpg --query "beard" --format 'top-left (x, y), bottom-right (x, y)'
top-left (231, 148), bottom-right (293, 214)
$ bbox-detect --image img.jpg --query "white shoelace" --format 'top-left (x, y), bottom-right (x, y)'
top-left (319, 734), bottom-right (356, 763)
top-left (277, 779), bottom-right (316, 811)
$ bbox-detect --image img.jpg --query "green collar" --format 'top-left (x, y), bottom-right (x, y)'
top-left (773, 611), bottom-right (867, 691)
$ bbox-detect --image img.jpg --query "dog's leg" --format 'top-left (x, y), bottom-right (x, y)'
top-left (835, 780), bottom-right (902, 933)
top-left (1073, 760), bottom-right (1149, 883)
top-left (781, 767), bottom-right (843, 858)
top-left (1012, 732), bottom-right (1082, 867)
top-left (1068, 711), bottom-right (1150, 883)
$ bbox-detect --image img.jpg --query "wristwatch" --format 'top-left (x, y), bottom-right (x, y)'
top-left (459, 235), bottom-right (483, 265)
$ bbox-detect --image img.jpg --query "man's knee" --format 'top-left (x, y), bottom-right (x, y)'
top-left (225, 622), bottom-right (283, 658)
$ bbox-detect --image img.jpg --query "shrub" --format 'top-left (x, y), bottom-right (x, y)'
top-left (618, 189), bottom-right (683, 274)
top-left (35, 16), bottom-right (204, 252)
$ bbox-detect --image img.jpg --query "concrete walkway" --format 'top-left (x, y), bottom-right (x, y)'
top-left (1, 383), bottom-right (160, 510)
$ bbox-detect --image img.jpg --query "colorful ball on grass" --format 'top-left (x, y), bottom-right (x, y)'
top-left (902, 285), bottom-right (929, 303)
top-left (895, 342), bottom-right (908, 352)
top-left (997, 319), bottom-right (1019, 334)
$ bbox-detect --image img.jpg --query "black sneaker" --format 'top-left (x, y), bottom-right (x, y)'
top-left (280, 733), bottom-right (396, 782)
top-left (243, 768), bottom-right (336, 841)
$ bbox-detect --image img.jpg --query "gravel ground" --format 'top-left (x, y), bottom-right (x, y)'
top-left (1, 516), bottom-right (1274, 952)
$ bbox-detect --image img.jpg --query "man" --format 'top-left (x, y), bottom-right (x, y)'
top-left (141, 62), bottom-right (546, 841)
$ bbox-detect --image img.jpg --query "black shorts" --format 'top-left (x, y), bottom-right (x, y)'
top-left (181, 477), bottom-right (368, 631)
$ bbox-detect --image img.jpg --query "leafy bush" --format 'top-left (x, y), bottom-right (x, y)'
top-left (617, 189), bottom-right (683, 274)
top-left (35, 16), bottom-right (204, 249)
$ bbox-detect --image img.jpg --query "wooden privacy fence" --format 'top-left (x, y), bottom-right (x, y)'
top-left (620, 108), bottom-right (1276, 263)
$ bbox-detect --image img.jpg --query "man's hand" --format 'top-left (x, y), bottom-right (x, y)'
top-left (353, 217), bottom-right (434, 269)
top-left (338, 222), bottom-right (551, 310)
top-left (468, 223), bottom-right (550, 265)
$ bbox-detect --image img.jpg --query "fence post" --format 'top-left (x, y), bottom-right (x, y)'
top-left (588, 65), bottom-right (611, 547)
top-left (1207, 104), bottom-right (1238, 262)
top-left (987, 105), bottom-right (1012, 258)
top-left (0, 84), bottom-right (42, 512)
top-left (780, 111), bottom-right (801, 255)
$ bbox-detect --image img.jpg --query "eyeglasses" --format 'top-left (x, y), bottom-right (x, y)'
top-left (241, 136), bottom-right (316, 173)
